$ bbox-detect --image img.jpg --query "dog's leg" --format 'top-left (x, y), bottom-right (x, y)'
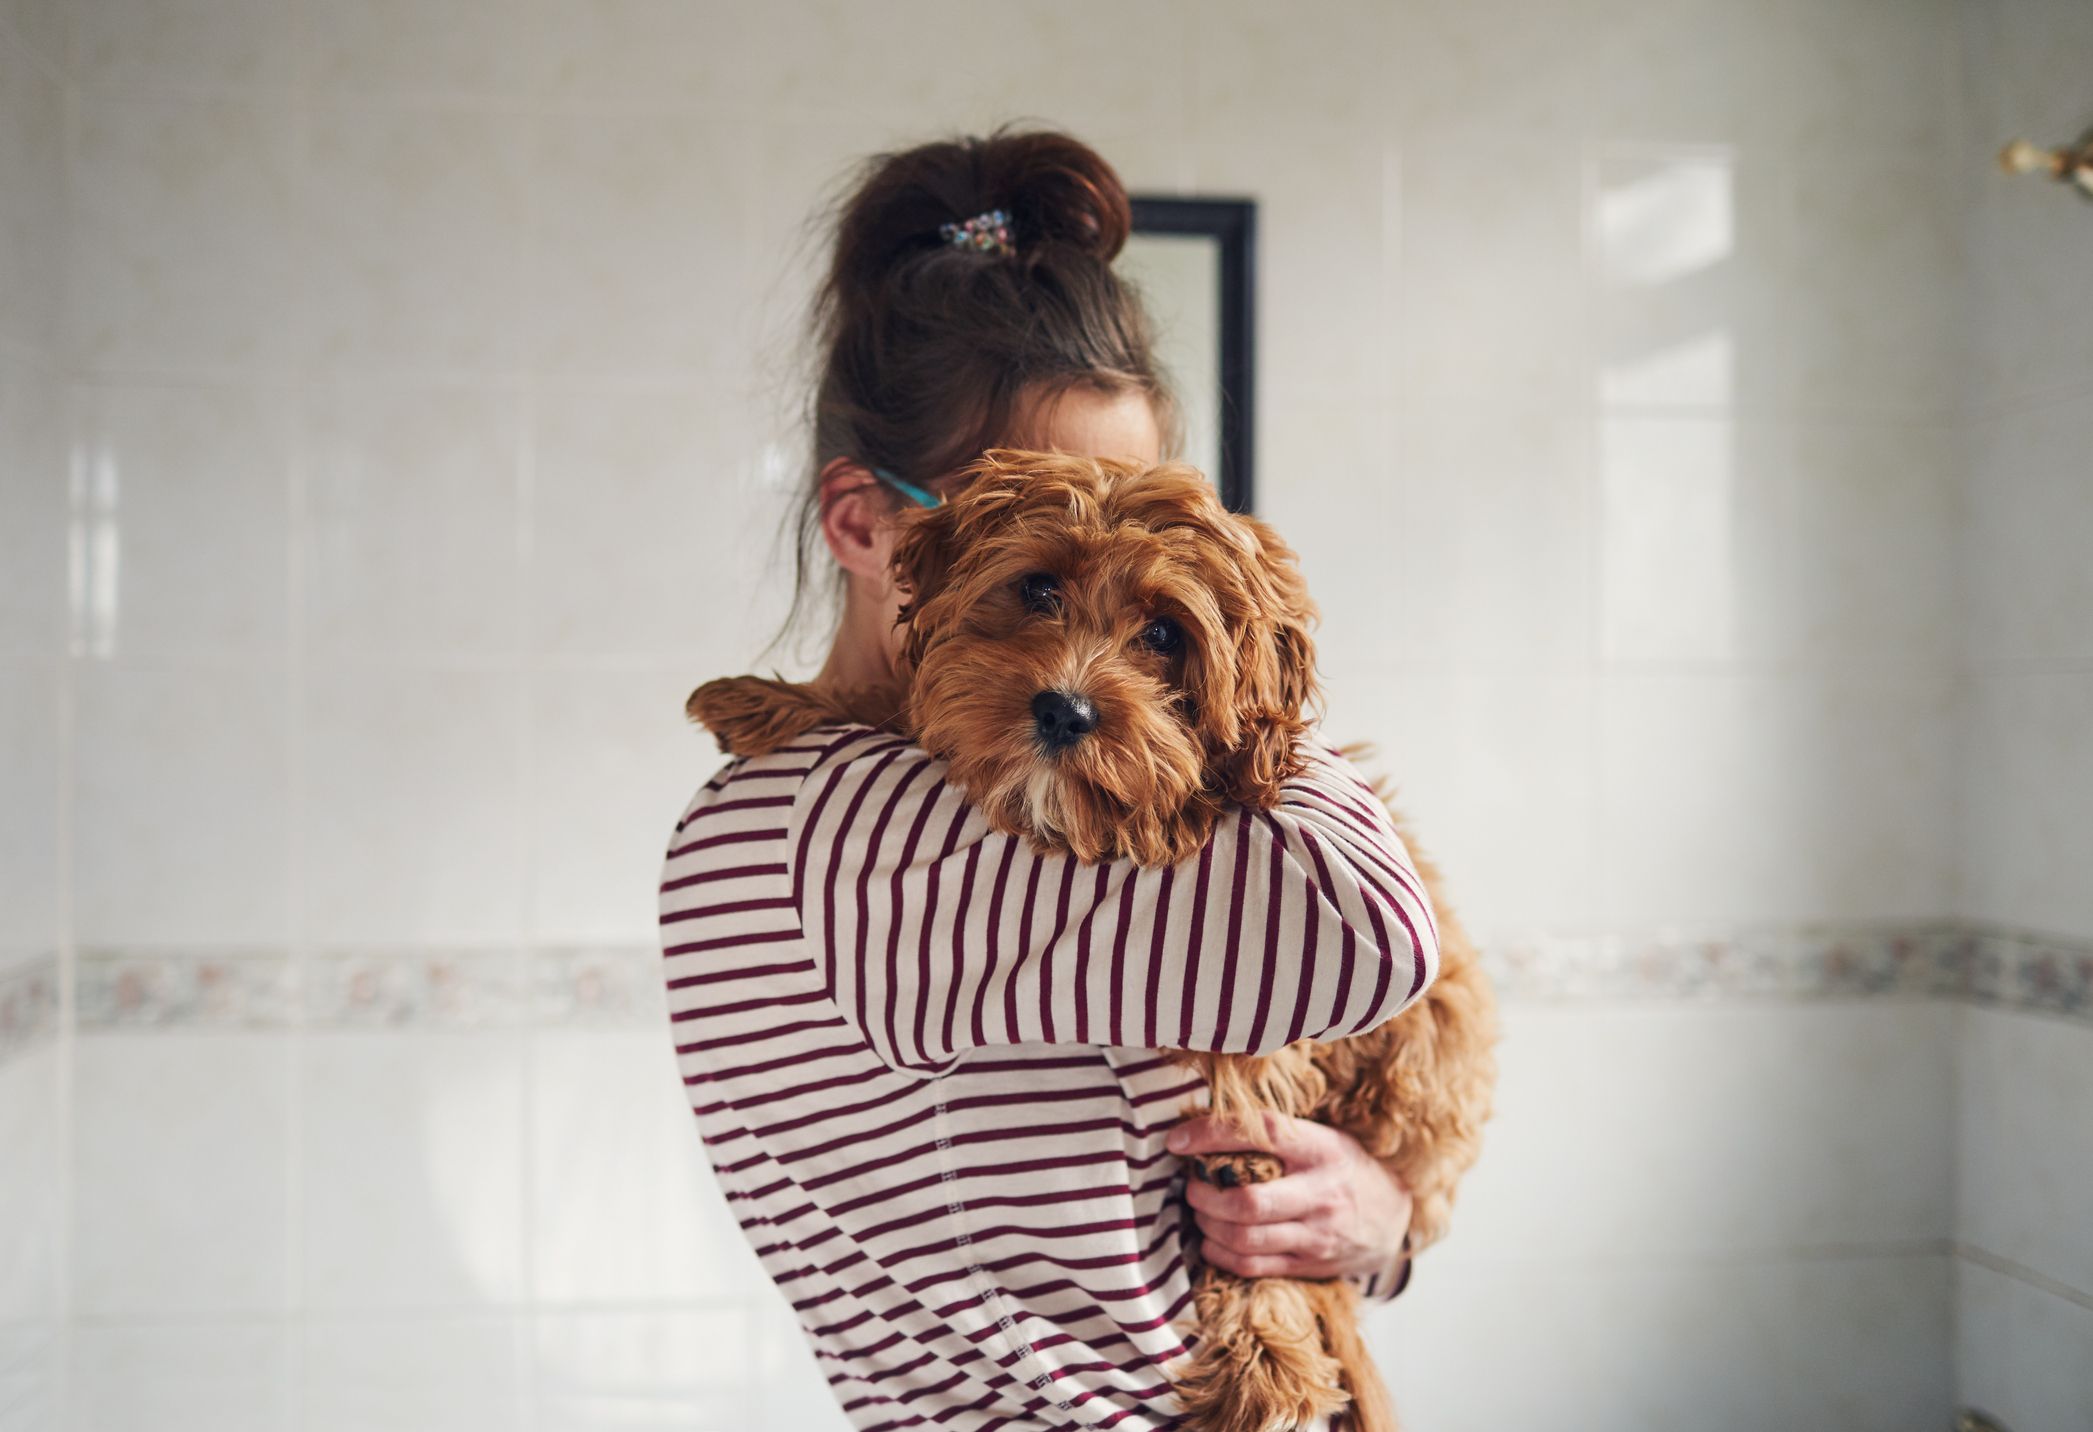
top-left (1174, 1268), bottom-right (1352, 1432)
top-left (685, 675), bottom-right (902, 756)
top-left (1304, 1280), bottom-right (1399, 1432)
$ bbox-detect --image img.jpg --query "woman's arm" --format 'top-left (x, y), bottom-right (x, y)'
top-left (789, 726), bottom-right (1440, 1073)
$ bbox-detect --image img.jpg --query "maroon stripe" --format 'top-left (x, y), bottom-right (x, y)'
top-left (970, 839), bottom-right (1018, 1047)
top-left (884, 1216), bottom-right (1138, 1267)
top-left (884, 776), bottom-right (946, 1064)
top-left (665, 825), bottom-right (787, 859)
top-left (1209, 807), bottom-right (1253, 1048)
top-left (1071, 864), bottom-right (1111, 1043)
top-left (913, 798), bottom-right (970, 1067)
top-left (1245, 818), bottom-right (1284, 1051)
top-left (1176, 837), bottom-right (1215, 1048)
top-left (686, 1039), bottom-right (862, 1084)
top-left (827, 1150), bottom-right (1129, 1218)
top-left (684, 793), bottom-right (794, 821)
top-left (825, 745), bottom-right (907, 1003)
top-left (1275, 819), bottom-right (1317, 1045)
top-left (662, 924), bottom-right (798, 960)
top-left (940, 843), bottom-right (982, 1059)
top-left (1008, 850), bottom-right (1043, 1042)
top-left (1297, 824), bottom-right (1356, 1034)
top-left (668, 984), bottom-right (825, 1022)
top-left (722, 764), bottom-right (817, 785)
top-left (675, 1013), bottom-right (846, 1054)
top-left (854, 1179), bottom-right (1139, 1242)
top-left (665, 956), bottom-right (813, 991)
top-left (790, 746), bottom-right (857, 918)
top-left (660, 894), bottom-right (795, 926)
top-left (852, 755), bottom-right (926, 1054)
top-left (799, 1113), bottom-right (1174, 1192)
top-left (1037, 858), bottom-right (1076, 1044)
top-left (1141, 864), bottom-right (1174, 1049)
top-left (1108, 867), bottom-right (1139, 1046)
top-left (659, 860), bottom-right (787, 893)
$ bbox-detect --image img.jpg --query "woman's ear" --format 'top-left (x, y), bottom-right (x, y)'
top-left (818, 458), bottom-right (898, 586)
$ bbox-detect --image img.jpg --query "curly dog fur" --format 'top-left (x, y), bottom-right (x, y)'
top-left (689, 450), bottom-right (1498, 1432)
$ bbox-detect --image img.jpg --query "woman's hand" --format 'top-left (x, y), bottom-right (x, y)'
top-left (1168, 1112), bottom-right (1413, 1280)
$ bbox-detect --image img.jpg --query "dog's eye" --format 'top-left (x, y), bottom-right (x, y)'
top-left (1139, 617), bottom-right (1183, 655)
top-left (1018, 572), bottom-right (1062, 614)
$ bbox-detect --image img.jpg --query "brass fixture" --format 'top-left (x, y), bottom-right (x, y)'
top-left (1998, 129), bottom-right (2093, 199)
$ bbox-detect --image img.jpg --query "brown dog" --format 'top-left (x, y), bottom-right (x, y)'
top-left (691, 450), bottom-right (1497, 1432)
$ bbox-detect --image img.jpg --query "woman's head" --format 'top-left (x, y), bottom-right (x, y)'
top-left (787, 128), bottom-right (1175, 673)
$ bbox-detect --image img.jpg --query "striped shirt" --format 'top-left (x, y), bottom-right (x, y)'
top-left (661, 725), bottom-right (1441, 1431)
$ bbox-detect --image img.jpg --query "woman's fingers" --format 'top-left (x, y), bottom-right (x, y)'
top-left (1184, 1168), bottom-right (1326, 1224)
top-left (1195, 1213), bottom-right (1318, 1259)
top-left (1197, 1242), bottom-right (1309, 1280)
top-left (1167, 1109), bottom-right (1342, 1164)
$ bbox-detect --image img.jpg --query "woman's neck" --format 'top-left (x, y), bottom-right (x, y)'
top-left (813, 587), bottom-right (897, 695)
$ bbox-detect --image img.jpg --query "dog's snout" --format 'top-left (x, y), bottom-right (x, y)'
top-left (1031, 691), bottom-right (1098, 751)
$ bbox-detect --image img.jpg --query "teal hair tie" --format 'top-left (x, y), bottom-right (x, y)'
top-left (870, 466), bottom-right (942, 509)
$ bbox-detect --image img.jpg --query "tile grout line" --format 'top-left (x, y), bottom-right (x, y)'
top-left (53, 19), bottom-right (79, 1426)
top-left (1951, 1242), bottom-right (2093, 1316)
top-left (283, 5), bottom-right (314, 1419)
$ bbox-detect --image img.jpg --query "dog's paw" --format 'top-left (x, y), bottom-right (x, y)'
top-left (1195, 1150), bottom-right (1286, 1189)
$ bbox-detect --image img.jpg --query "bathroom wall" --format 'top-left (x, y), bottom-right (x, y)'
top-left (1, 0), bottom-right (2080, 1429)
top-left (0, 0), bottom-right (68, 1425)
top-left (1952, 0), bottom-right (2093, 1425)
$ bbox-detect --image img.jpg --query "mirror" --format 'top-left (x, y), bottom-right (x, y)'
top-left (1121, 198), bottom-right (1257, 512)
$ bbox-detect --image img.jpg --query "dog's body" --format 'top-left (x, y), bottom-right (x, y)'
top-left (691, 451), bottom-right (1496, 1432)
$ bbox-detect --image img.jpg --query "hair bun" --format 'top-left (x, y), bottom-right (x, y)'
top-left (828, 128), bottom-right (1131, 303)
top-left (977, 129), bottom-right (1131, 263)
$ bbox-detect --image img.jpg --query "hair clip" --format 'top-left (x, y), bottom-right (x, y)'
top-left (870, 465), bottom-right (943, 508)
top-left (938, 208), bottom-right (1014, 256)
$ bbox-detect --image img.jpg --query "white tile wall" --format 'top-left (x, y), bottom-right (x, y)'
top-left (0, 1045), bottom-right (61, 1323)
top-left (0, 353), bottom-right (66, 659)
top-left (71, 664), bottom-right (292, 947)
top-left (301, 382), bottom-right (524, 658)
top-left (69, 1322), bottom-right (293, 1432)
top-left (1952, 0), bottom-right (2093, 1418)
top-left (1954, 1258), bottom-right (2093, 1432)
top-left (4, 0), bottom-right (2089, 1428)
top-left (72, 1033), bottom-right (293, 1316)
top-left (300, 667), bottom-right (523, 946)
top-left (300, 1315), bottom-right (526, 1432)
top-left (299, 1031), bottom-right (527, 1311)
top-left (1956, 1007), bottom-right (2093, 1301)
top-left (68, 382), bottom-right (294, 659)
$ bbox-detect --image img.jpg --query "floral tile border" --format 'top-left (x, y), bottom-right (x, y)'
top-left (1963, 924), bottom-right (2093, 1022)
top-left (76, 948), bottom-right (293, 1030)
top-left (0, 952), bottom-right (59, 1063)
top-left (48, 921), bottom-right (2093, 1036)
top-left (73, 945), bottom-right (666, 1032)
top-left (1482, 921), bottom-right (1973, 1004)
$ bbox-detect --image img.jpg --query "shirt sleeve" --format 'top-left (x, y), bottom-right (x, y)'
top-left (789, 726), bottom-right (1441, 1074)
top-left (1349, 1233), bottom-right (1415, 1305)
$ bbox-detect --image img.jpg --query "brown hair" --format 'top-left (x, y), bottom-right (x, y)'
top-left (781, 127), bottom-right (1175, 643)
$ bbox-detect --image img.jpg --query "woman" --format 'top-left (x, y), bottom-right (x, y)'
top-left (664, 129), bottom-right (1433, 1430)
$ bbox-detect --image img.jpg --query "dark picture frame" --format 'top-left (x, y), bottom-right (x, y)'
top-left (1128, 197), bottom-right (1257, 513)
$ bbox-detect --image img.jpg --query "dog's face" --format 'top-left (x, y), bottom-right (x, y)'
top-left (889, 449), bottom-right (1319, 865)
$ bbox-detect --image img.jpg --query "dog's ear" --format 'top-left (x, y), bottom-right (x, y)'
top-left (887, 499), bottom-right (963, 676)
top-left (1211, 517), bottom-right (1320, 808)
top-left (888, 454), bottom-right (1048, 673)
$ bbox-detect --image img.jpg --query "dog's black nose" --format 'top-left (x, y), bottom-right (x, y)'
top-left (1031, 691), bottom-right (1098, 750)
